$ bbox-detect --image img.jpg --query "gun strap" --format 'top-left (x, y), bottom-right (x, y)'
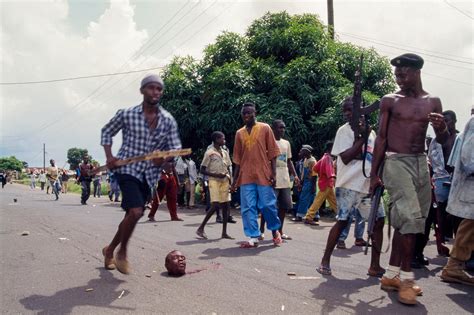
top-left (361, 115), bottom-right (371, 178)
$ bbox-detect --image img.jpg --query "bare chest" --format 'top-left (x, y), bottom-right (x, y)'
top-left (391, 98), bottom-right (434, 124)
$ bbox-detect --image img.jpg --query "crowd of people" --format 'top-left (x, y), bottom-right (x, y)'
top-left (8, 52), bottom-right (472, 307)
top-left (97, 54), bottom-right (473, 306)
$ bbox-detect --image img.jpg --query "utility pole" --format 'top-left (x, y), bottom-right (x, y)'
top-left (327, 0), bottom-right (334, 40)
top-left (43, 143), bottom-right (46, 171)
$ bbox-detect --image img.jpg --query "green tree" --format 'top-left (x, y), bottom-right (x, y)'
top-left (0, 156), bottom-right (24, 172)
top-left (161, 11), bottom-right (395, 160)
top-left (67, 148), bottom-right (90, 170)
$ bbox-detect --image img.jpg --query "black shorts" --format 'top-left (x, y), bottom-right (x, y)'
top-left (275, 188), bottom-right (293, 210)
top-left (117, 174), bottom-right (150, 212)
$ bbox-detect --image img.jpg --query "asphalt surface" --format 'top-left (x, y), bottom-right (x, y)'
top-left (1, 183), bottom-right (473, 314)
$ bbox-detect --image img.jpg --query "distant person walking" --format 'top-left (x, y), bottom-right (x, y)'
top-left (93, 164), bottom-right (102, 198)
top-left (61, 170), bottom-right (69, 193)
top-left (78, 156), bottom-right (94, 205)
top-left (29, 171), bottom-right (36, 189)
top-left (39, 170), bottom-right (47, 191)
top-left (46, 159), bottom-right (60, 200)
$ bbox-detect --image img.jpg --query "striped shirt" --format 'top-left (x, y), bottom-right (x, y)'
top-left (101, 104), bottom-right (182, 188)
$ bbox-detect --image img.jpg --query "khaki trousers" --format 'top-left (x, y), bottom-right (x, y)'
top-left (450, 219), bottom-right (474, 262)
top-left (304, 187), bottom-right (337, 220)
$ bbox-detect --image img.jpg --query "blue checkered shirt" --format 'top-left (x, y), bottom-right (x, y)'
top-left (101, 104), bottom-right (182, 188)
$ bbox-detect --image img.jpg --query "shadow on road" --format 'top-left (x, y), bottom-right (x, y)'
top-left (310, 276), bottom-right (428, 314)
top-left (19, 268), bottom-right (134, 314)
top-left (444, 282), bottom-right (474, 313)
top-left (198, 243), bottom-right (276, 260)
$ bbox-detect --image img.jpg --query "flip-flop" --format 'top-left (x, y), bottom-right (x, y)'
top-left (273, 234), bottom-right (283, 247)
top-left (239, 241), bottom-right (258, 248)
top-left (316, 265), bottom-right (332, 276)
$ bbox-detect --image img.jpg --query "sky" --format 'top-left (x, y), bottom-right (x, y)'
top-left (1, 0), bottom-right (472, 168)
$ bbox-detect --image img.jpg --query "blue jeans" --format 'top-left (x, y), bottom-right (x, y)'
top-left (339, 208), bottom-right (365, 241)
top-left (240, 184), bottom-right (281, 238)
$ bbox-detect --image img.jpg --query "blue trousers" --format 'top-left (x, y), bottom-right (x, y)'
top-left (240, 184), bottom-right (281, 238)
top-left (339, 208), bottom-right (365, 241)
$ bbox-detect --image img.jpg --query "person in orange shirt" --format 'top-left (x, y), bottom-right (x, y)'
top-left (230, 103), bottom-right (282, 248)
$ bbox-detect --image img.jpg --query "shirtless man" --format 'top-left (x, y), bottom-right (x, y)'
top-left (370, 53), bottom-right (448, 305)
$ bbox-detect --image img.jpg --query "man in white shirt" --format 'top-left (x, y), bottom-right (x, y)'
top-left (317, 97), bottom-right (385, 278)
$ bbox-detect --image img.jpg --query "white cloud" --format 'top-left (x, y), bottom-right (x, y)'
top-left (1, 0), bottom-right (152, 166)
top-left (1, 0), bottom-right (472, 167)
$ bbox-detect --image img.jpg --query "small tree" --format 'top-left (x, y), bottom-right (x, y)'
top-left (0, 156), bottom-right (24, 172)
top-left (67, 148), bottom-right (90, 170)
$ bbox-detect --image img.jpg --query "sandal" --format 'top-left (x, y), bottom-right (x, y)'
top-left (273, 231), bottom-right (283, 246)
top-left (316, 265), bottom-right (332, 276)
top-left (304, 219), bottom-right (319, 226)
top-left (239, 241), bottom-right (258, 248)
top-left (355, 239), bottom-right (368, 247)
top-left (258, 233), bottom-right (265, 241)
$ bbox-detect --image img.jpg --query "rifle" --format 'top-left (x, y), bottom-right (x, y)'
top-left (350, 54), bottom-right (381, 140)
top-left (350, 54), bottom-right (381, 178)
top-left (365, 162), bottom-right (385, 255)
top-left (89, 148), bottom-right (192, 176)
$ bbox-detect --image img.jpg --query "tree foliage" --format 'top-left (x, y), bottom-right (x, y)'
top-left (67, 148), bottom-right (90, 170)
top-left (161, 11), bottom-right (395, 161)
top-left (0, 156), bottom-right (24, 172)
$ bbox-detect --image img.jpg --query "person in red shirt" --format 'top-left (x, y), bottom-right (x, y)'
top-left (303, 142), bottom-right (337, 225)
top-left (148, 162), bottom-right (183, 221)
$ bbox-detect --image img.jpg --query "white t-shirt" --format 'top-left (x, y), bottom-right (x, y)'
top-left (331, 123), bottom-right (375, 194)
top-left (275, 139), bottom-right (292, 189)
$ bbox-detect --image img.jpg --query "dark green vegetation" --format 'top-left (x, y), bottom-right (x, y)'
top-left (67, 148), bottom-right (91, 170)
top-left (0, 156), bottom-right (25, 172)
top-left (161, 12), bottom-right (395, 160)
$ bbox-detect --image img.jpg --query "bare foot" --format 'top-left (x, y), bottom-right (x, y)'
top-left (368, 266), bottom-right (386, 277)
top-left (196, 229), bottom-right (208, 239)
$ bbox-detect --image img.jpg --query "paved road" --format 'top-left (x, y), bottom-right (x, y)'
top-left (1, 184), bottom-right (473, 314)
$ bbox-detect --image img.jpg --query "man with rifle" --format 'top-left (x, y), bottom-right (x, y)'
top-left (370, 54), bottom-right (448, 305)
top-left (316, 96), bottom-right (386, 278)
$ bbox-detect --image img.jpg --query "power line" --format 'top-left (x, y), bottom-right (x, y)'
top-left (338, 34), bottom-right (473, 72)
top-left (423, 71), bottom-right (474, 86)
top-left (339, 32), bottom-right (473, 65)
top-left (0, 2), bottom-right (196, 139)
top-left (89, 0), bottom-right (223, 107)
top-left (1, 0), bottom-right (225, 142)
top-left (0, 66), bottom-right (164, 85)
top-left (339, 31), bottom-right (472, 62)
top-left (444, 0), bottom-right (473, 20)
